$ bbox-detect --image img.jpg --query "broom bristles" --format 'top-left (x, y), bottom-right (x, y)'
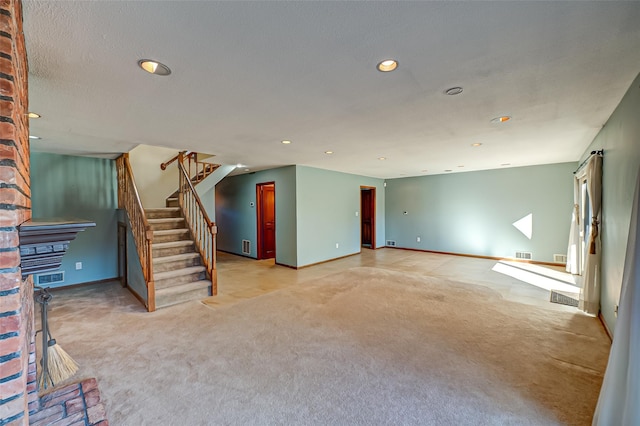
top-left (38, 343), bottom-right (79, 390)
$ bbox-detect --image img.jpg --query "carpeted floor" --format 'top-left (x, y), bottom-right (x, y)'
top-left (47, 267), bottom-right (609, 425)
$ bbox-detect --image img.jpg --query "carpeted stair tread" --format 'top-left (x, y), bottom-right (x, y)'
top-left (145, 208), bottom-right (182, 219)
top-left (153, 253), bottom-right (201, 264)
top-left (153, 241), bottom-right (194, 249)
top-left (146, 208), bottom-right (180, 213)
top-left (153, 228), bottom-right (190, 236)
top-left (148, 217), bottom-right (185, 224)
top-left (154, 265), bottom-right (206, 281)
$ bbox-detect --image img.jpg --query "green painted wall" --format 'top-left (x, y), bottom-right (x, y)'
top-left (215, 166), bottom-right (297, 267)
top-left (385, 163), bottom-right (576, 262)
top-left (295, 166), bottom-right (385, 267)
top-left (579, 72), bottom-right (640, 333)
top-left (30, 153), bottom-right (119, 287)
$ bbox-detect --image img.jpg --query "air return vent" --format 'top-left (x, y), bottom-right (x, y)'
top-left (553, 254), bottom-right (568, 263)
top-left (242, 240), bottom-right (251, 255)
top-left (36, 271), bottom-right (65, 286)
top-left (386, 240), bottom-right (397, 247)
top-left (515, 251), bottom-right (532, 260)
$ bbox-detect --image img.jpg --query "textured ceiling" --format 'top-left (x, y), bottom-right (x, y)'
top-left (23, 1), bottom-right (640, 178)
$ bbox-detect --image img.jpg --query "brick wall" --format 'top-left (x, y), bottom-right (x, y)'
top-left (0, 0), bottom-right (32, 425)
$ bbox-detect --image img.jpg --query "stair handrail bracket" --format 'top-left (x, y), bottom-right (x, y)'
top-left (177, 152), bottom-right (218, 295)
top-left (116, 153), bottom-right (156, 312)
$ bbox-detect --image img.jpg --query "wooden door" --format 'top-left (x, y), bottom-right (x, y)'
top-left (361, 187), bottom-right (375, 248)
top-left (257, 182), bottom-right (276, 259)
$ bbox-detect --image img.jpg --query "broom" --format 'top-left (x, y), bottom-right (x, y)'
top-left (35, 287), bottom-right (79, 391)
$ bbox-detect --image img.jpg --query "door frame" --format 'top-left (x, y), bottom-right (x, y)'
top-left (360, 186), bottom-right (376, 249)
top-left (256, 181), bottom-right (276, 260)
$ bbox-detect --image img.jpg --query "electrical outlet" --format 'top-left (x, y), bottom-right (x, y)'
top-left (335, 243), bottom-right (339, 249)
top-left (75, 262), bottom-right (82, 270)
top-left (416, 237), bottom-right (421, 242)
top-left (355, 211), bottom-right (359, 216)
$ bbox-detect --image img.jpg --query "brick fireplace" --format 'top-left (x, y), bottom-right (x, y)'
top-left (0, 0), bottom-right (35, 424)
top-left (0, 3), bottom-right (109, 425)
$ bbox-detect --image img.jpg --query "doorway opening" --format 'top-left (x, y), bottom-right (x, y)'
top-left (117, 222), bottom-right (127, 288)
top-left (256, 182), bottom-right (276, 260)
top-left (360, 186), bottom-right (376, 249)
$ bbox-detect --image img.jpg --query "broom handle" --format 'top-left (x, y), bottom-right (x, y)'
top-left (39, 289), bottom-right (53, 389)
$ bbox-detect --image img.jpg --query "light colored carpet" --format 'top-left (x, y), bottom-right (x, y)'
top-left (47, 267), bottom-right (610, 425)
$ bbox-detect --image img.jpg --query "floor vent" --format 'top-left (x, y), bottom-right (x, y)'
top-left (36, 271), bottom-right (65, 286)
top-left (515, 251), bottom-right (532, 260)
top-left (553, 254), bottom-right (568, 263)
top-left (386, 240), bottom-right (397, 247)
top-left (242, 240), bottom-right (251, 255)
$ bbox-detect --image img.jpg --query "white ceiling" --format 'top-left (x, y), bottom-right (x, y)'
top-left (23, 1), bottom-right (640, 178)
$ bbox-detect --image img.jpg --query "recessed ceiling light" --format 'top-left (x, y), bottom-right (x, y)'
top-left (29, 135), bottom-right (40, 140)
top-left (472, 143), bottom-right (483, 147)
top-left (491, 116), bottom-right (511, 123)
top-left (444, 87), bottom-right (463, 96)
top-left (27, 112), bottom-right (40, 119)
top-left (458, 165), bottom-right (464, 168)
top-left (236, 163), bottom-right (246, 168)
top-left (325, 151), bottom-right (333, 155)
top-left (281, 140), bottom-right (291, 144)
top-left (445, 169), bottom-right (452, 172)
top-left (501, 163), bottom-right (511, 166)
top-left (378, 157), bottom-right (386, 160)
top-left (377, 59), bottom-right (398, 72)
top-left (244, 168), bottom-right (250, 172)
top-left (138, 59), bottom-right (171, 76)
top-left (421, 169), bottom-right (428, 172)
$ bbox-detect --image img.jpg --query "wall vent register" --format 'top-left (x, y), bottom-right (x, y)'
top-left (242, 239), bottom-right (251, 255)
top-left (515, 251), bottom-right (533, 260)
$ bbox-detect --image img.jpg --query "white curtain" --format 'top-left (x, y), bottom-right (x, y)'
top-left (579, 155), bottom-right (603, 315)
top-left (566, 176), bottom-right (581, 274)
top-left (593, 169), bottom-right (640, 425)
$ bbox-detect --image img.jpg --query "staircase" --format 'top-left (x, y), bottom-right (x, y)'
top-left (146, 205), bottom-right (212, 308)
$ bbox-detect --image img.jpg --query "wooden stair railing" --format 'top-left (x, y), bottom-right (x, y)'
top-left (177, 152), bottom-right (218, 295)
top-left (116, 153), bottom-right (156, 312)
top-left (161, 151), bottom-right (220, 185)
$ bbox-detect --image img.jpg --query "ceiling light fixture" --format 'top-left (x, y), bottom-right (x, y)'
top-left (325, 151), bottom-right (333, 155)
top-left (444, 87), bottom-right (463, 96)
top-left (27, 112), bottom-right (41, 119)
top-left (445, 169), bottom-right (453, 172)
top-left (472, 143), bottom-right (483, 147)
top-left (491, 116), bottom-right (511, 123)
top-left (29, 135), bottom-right (40, 140)
top-left (458, 165), bottom-right (464, 168)
top-left (138, 59), bottom-right (171, 76)
top-left (377, 59), bottom-right (398, 72)
top-left (378, 157), bottom-right (386, 160)
top-left (501, 163), bottom-right (511, 166)
top-left (421, 169), bottom-right (428, 172)
top-left (281, 140), bottom-right (291, 144)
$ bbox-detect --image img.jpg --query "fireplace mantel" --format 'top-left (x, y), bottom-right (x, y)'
top-left (18, 219), bottom-right (96, 277)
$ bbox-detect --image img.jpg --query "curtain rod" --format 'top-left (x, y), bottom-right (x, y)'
top-left (573, 149), bottom-right (603, 175)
